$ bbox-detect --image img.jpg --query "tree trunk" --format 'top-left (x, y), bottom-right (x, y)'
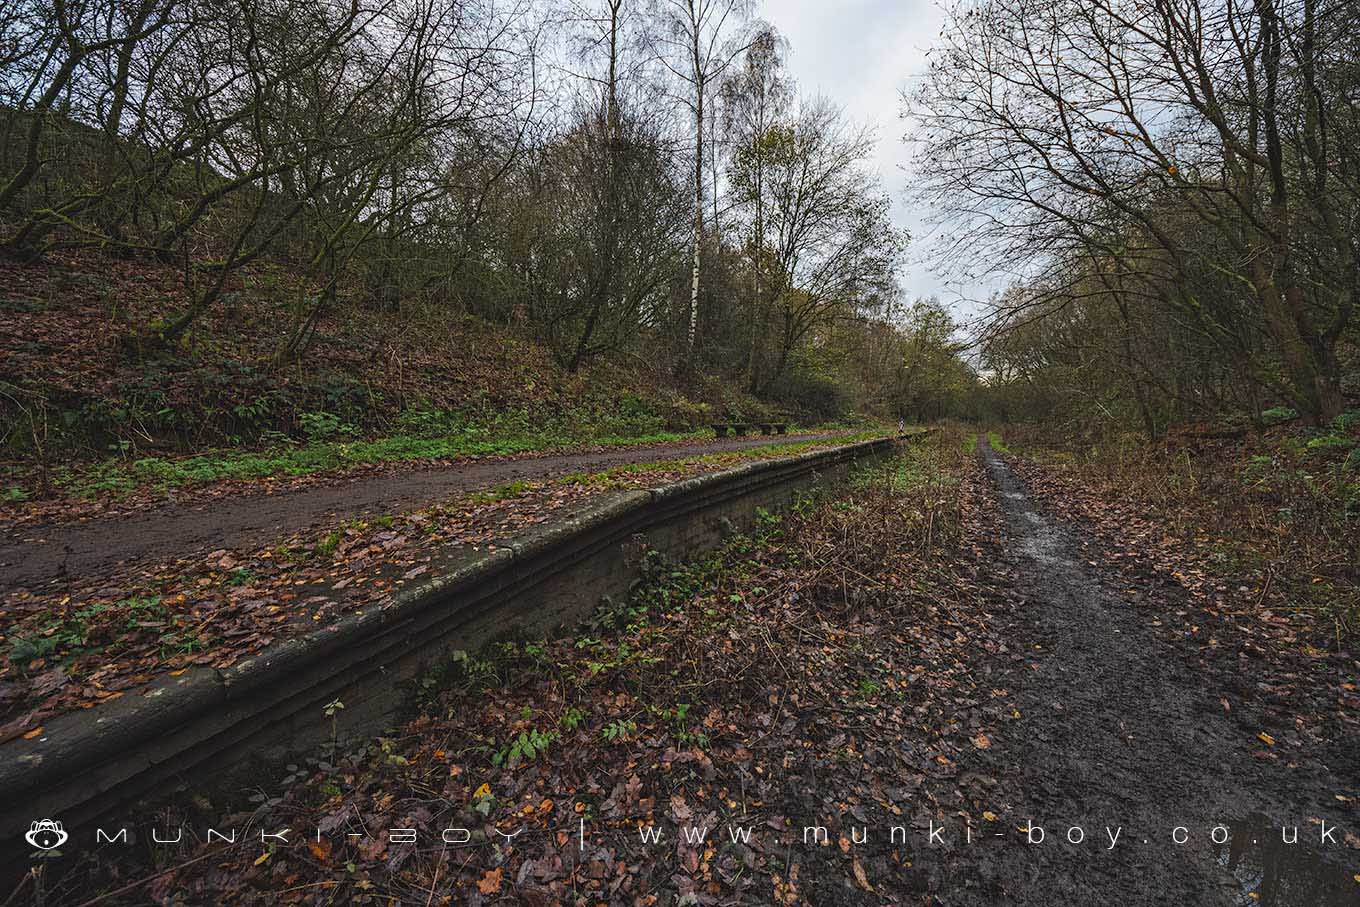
top-left (686, 77), bottom-right (704, 364)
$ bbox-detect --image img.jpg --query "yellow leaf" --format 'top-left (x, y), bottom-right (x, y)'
top-left (253, 851), bottom-right (271, 866)
top-left (22, 727), bottom-right (43, 739)
top-left (851, 857), bottom-right (872, 891)
top-left (1258, 732), bottom-right (1275, 746)
top-left (473, 783), bottom-right (492, 799)
top-left (477, 868), bottom-right (503, 894)
top-left (983, 811), bottom-right (998, 822)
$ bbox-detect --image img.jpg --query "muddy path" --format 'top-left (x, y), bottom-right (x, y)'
top-left (0, 433), bottom-right (832, 592)
top-left (950, 438), bottom-right (1359, 905)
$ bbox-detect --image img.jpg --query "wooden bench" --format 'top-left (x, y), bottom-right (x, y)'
top-left (713, 422), bottom-right (788, 438)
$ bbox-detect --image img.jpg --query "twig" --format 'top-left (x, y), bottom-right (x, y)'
top-left (425, 841), bottom-right (447, 907)
top-left (1, 869), bottom-right (32, 907)
top-left (70, 848), bottom-right (228, 907)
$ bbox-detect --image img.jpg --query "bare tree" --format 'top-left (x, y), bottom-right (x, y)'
top-left (649, 0), bottom-right (752, 366)
top-left (720, 25), bottom-right (790, 390)
top-left (907, 0), bottom-right (1359, 424)
top-left (731, 98), bottom-right (905, 389)
top-left (0, 0), bottom-right (540, 350)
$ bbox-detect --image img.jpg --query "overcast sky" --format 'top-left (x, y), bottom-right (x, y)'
top-left (759, 0), bottom-right (993, 317)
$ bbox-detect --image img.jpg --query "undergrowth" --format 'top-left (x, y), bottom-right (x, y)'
top-left (1006, 416), bottom-right (1360, 645)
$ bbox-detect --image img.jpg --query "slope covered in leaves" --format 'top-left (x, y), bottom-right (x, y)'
top-left (0, 248), bottom-right (778, 504)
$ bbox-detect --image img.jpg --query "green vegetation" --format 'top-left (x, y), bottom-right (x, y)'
top-left (600, 718), bottom-right (638, 743)
top-left (1009, 418), bottom-right (1359, 644)
top-left (47, 422), bottom-right (880, 501)
top-left (492, 729), bottom-right (560, 766)
top-left (51, 423), bottom-right (704, 499)
top-left (314, 530), bottom-right (342, 558)
top-left (403, 438), bottom-right (956, 765)
top-left (5, 595), bottom-right (187, 673)
top-left (467, 480), bottom-right (536, 505)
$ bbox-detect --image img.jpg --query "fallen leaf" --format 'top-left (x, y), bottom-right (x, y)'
top-left (477, 867), bottom-right (503, 894)
top-left (851, 857), bottom-right (871, 891)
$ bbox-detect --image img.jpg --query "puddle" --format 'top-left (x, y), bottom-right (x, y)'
top-left (1001, 488), bottom-right (1076, 569)
top-left (1016, 523), bottom-right (1077, 568)
top-left (1216, 814), bottom-right (1358, 906)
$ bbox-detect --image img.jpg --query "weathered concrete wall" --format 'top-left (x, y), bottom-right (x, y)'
top-left (0, 437), bottom-right (895, 852)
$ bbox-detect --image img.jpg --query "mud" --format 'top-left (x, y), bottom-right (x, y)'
top-left (954, 438), bottom-right (1359, 905)
top-left (0, 433), bottom-right (830, 592)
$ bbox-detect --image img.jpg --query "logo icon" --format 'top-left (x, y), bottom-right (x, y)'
top-left (26, 820), bottom-right (68, 851)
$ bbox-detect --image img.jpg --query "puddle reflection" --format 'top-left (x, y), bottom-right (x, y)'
top-left (1218, 815), bottom-right (1357, 906)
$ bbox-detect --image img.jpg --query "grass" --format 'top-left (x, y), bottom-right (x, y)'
top-left (46, 421), bottom-right (884, 500)
top-left (50, 427), bottom-right (710, 499)
top-left (467, 480), bottom-right (534, 504)
top-left (986, 430), bottom-right (1010, 454)
top-left (48, 422), bottom-right (875, 501)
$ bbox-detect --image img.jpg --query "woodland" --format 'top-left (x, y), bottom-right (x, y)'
top-left (1, 0), bottom-right (1359, 904)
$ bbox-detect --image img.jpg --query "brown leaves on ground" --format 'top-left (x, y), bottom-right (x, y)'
top-left (476, 868), bottom-right (503, 894)
top-left (1000, 439), bottom-right (1359, 759)
top-left (48, 435), bottom-right (1027, 905)
top-left (0, 438), bottom-right (875, 741)
top-left (0, 247), bottom-right (567, 519)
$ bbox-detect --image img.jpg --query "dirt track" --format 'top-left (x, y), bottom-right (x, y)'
top-left (945, 438), bottom-right (1359, 904)
top-left (0, 433), bottom-right (831, 592)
